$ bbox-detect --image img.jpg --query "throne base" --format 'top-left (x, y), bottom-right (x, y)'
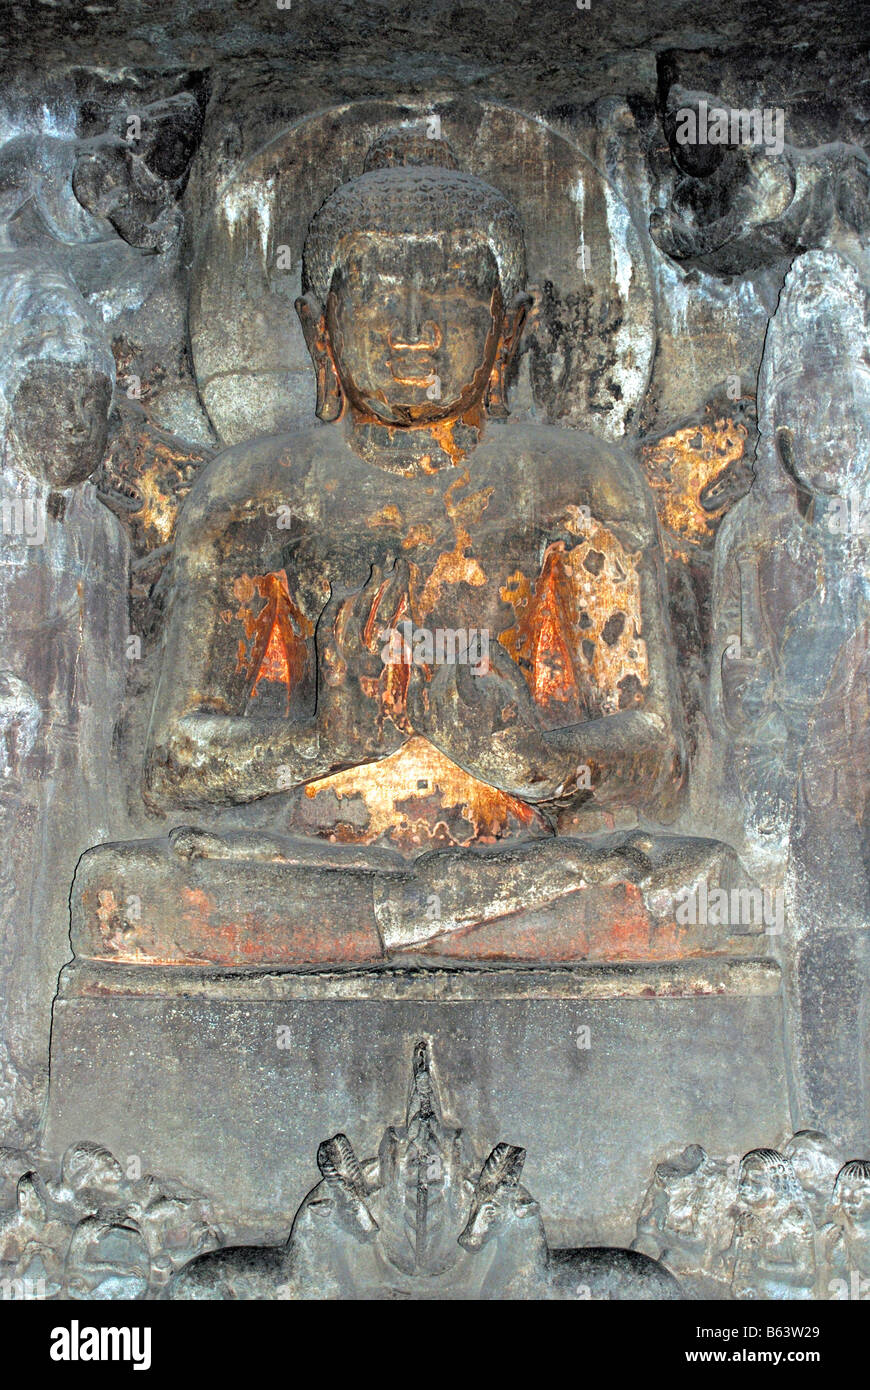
top-left (46, 956), bottom-right (789, 1248)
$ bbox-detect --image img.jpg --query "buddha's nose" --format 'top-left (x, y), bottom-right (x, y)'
top-left (404, 285), bottom-right (423, 340)
top-left (389, 292), bottom-right (441, 351)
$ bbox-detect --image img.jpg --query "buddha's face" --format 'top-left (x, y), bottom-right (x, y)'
top-left (325, 232), bottom-right (502, 425)
top-left (774, 359), bottom-right (870, 498)
top-left (6, 357), bottom-right (112, 488)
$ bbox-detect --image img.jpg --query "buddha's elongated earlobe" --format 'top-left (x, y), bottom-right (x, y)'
top-left (295, 291), bottom-right (343, 422)
top-left (485, 291), bottom-right (532, 419)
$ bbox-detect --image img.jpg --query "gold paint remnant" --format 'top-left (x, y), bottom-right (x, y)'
top-left (414, 469), bottom-right (492, 617)
top-left (366, 504), bottom-right (403, 529)
top-left (304, 735), bottom-right (547, 850)
top-left (643, 417), bottom-right (748, 548)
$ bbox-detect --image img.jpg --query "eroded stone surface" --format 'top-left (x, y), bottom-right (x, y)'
top-left (0, 2), bottom-right (866, 1301)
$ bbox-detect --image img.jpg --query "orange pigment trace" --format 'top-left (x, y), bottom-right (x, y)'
top-left (233, 570), bottom-right (313, 710)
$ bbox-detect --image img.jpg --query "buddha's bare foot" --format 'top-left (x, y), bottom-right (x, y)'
top-left (630, 833), bottom-right (758, 930)
top-left (374, 832), bottom-right (759, 960)
top-left (168, 826), bottom-right (232, 860)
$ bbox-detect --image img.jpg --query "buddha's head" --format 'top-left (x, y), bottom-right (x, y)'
top-left (0, 254), bottom-right (114, 488)
top-left (832, 1159), bottom-right (870, 1231)
top-left (297, 130), bottom-right (530, 437)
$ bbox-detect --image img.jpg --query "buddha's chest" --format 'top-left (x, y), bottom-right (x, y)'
top-left (310, 487), bottom-right (650, 723)
top-left (313, 472), bottom-right (532, 627)
top-left (222, 463), bottom-right (650, 725)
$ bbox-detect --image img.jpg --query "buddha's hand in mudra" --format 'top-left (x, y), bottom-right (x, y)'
top-left (316, 557), bottom-right (411, 765)
top-left (407, 637), bottom-right (559, 799)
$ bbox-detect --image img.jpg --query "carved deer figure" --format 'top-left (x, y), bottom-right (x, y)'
top-left (458, 1143), bottom-right (682, 1299)
top-left (167, 1133), bottom-right (378, 1299)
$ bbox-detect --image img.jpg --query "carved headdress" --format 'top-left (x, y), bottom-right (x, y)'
top-left (737, 1147), bottom-right (807, 1209)
top-left (834, 1157), bottom-right (870, 1189)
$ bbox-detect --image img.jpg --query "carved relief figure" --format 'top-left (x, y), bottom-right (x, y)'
top-left (782, 1130), bottom-right (844, 1230)
top-left (821, 1159), bottom-right (870, 1295)
top-left (710, 244), bottom-right (870, 856)
top-left (710, 241), bottom-right (870, 1149)
top-left (632, 1129), bottom-right (853, 1297)
top-left (0, 250), bottom-right (127, 1136)
top-left (728, 1149), bottom-right (816, 1300)
top-left (650, 86), bottom-right (870, 277)
top-left (632, 1144), bottom-right (736, 1288)
top-left (74, 129), bottom-right (753, 970)
top-left (0, 93), bottom-right (203, 256)
top-left (0, 1140), bottom-right (220, 1299)
top-left (169, 1040), bottom-right (681, 1300)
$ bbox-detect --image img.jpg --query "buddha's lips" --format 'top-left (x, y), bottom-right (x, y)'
top-left (387, 322), bottom-right (442, 352)
top-left (388, 356), bottom-right (438, 387)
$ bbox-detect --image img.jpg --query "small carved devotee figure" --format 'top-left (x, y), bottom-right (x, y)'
top-left (782, 1130), bottom-right (843, 1229)
top-left (729, 1149), bottom-right (816, 1300)
top-left (46, 1141), bottom-right (126, 1219)
top-left (821, 1159), bottom-right (870, 1295)
top-left (632, 1144), bottom-right (734, 1286)
top-left (0, 1171), bottom-right (71, 1294)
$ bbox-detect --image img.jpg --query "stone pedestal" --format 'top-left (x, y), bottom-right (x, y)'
top-left (47, 957), bottom-right (789, 1247)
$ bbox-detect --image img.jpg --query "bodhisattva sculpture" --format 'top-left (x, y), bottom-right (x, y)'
top-left (74, 131), bottom-right (752, 967)
top-left (710, 244), bottom-right (870, 859)
top-left (0, 250), bottom-right (127, 1133)
top-left (710, 241), bottom-right (869, 1150)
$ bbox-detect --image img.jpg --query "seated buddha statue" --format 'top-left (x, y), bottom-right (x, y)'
top-left (74, 130), bottom-right (752, 968)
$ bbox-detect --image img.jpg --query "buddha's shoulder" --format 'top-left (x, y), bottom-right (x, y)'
top-left (176, 423), bottom-right (342, 539)
top-left (481, 420), bottom-right (655, 523)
